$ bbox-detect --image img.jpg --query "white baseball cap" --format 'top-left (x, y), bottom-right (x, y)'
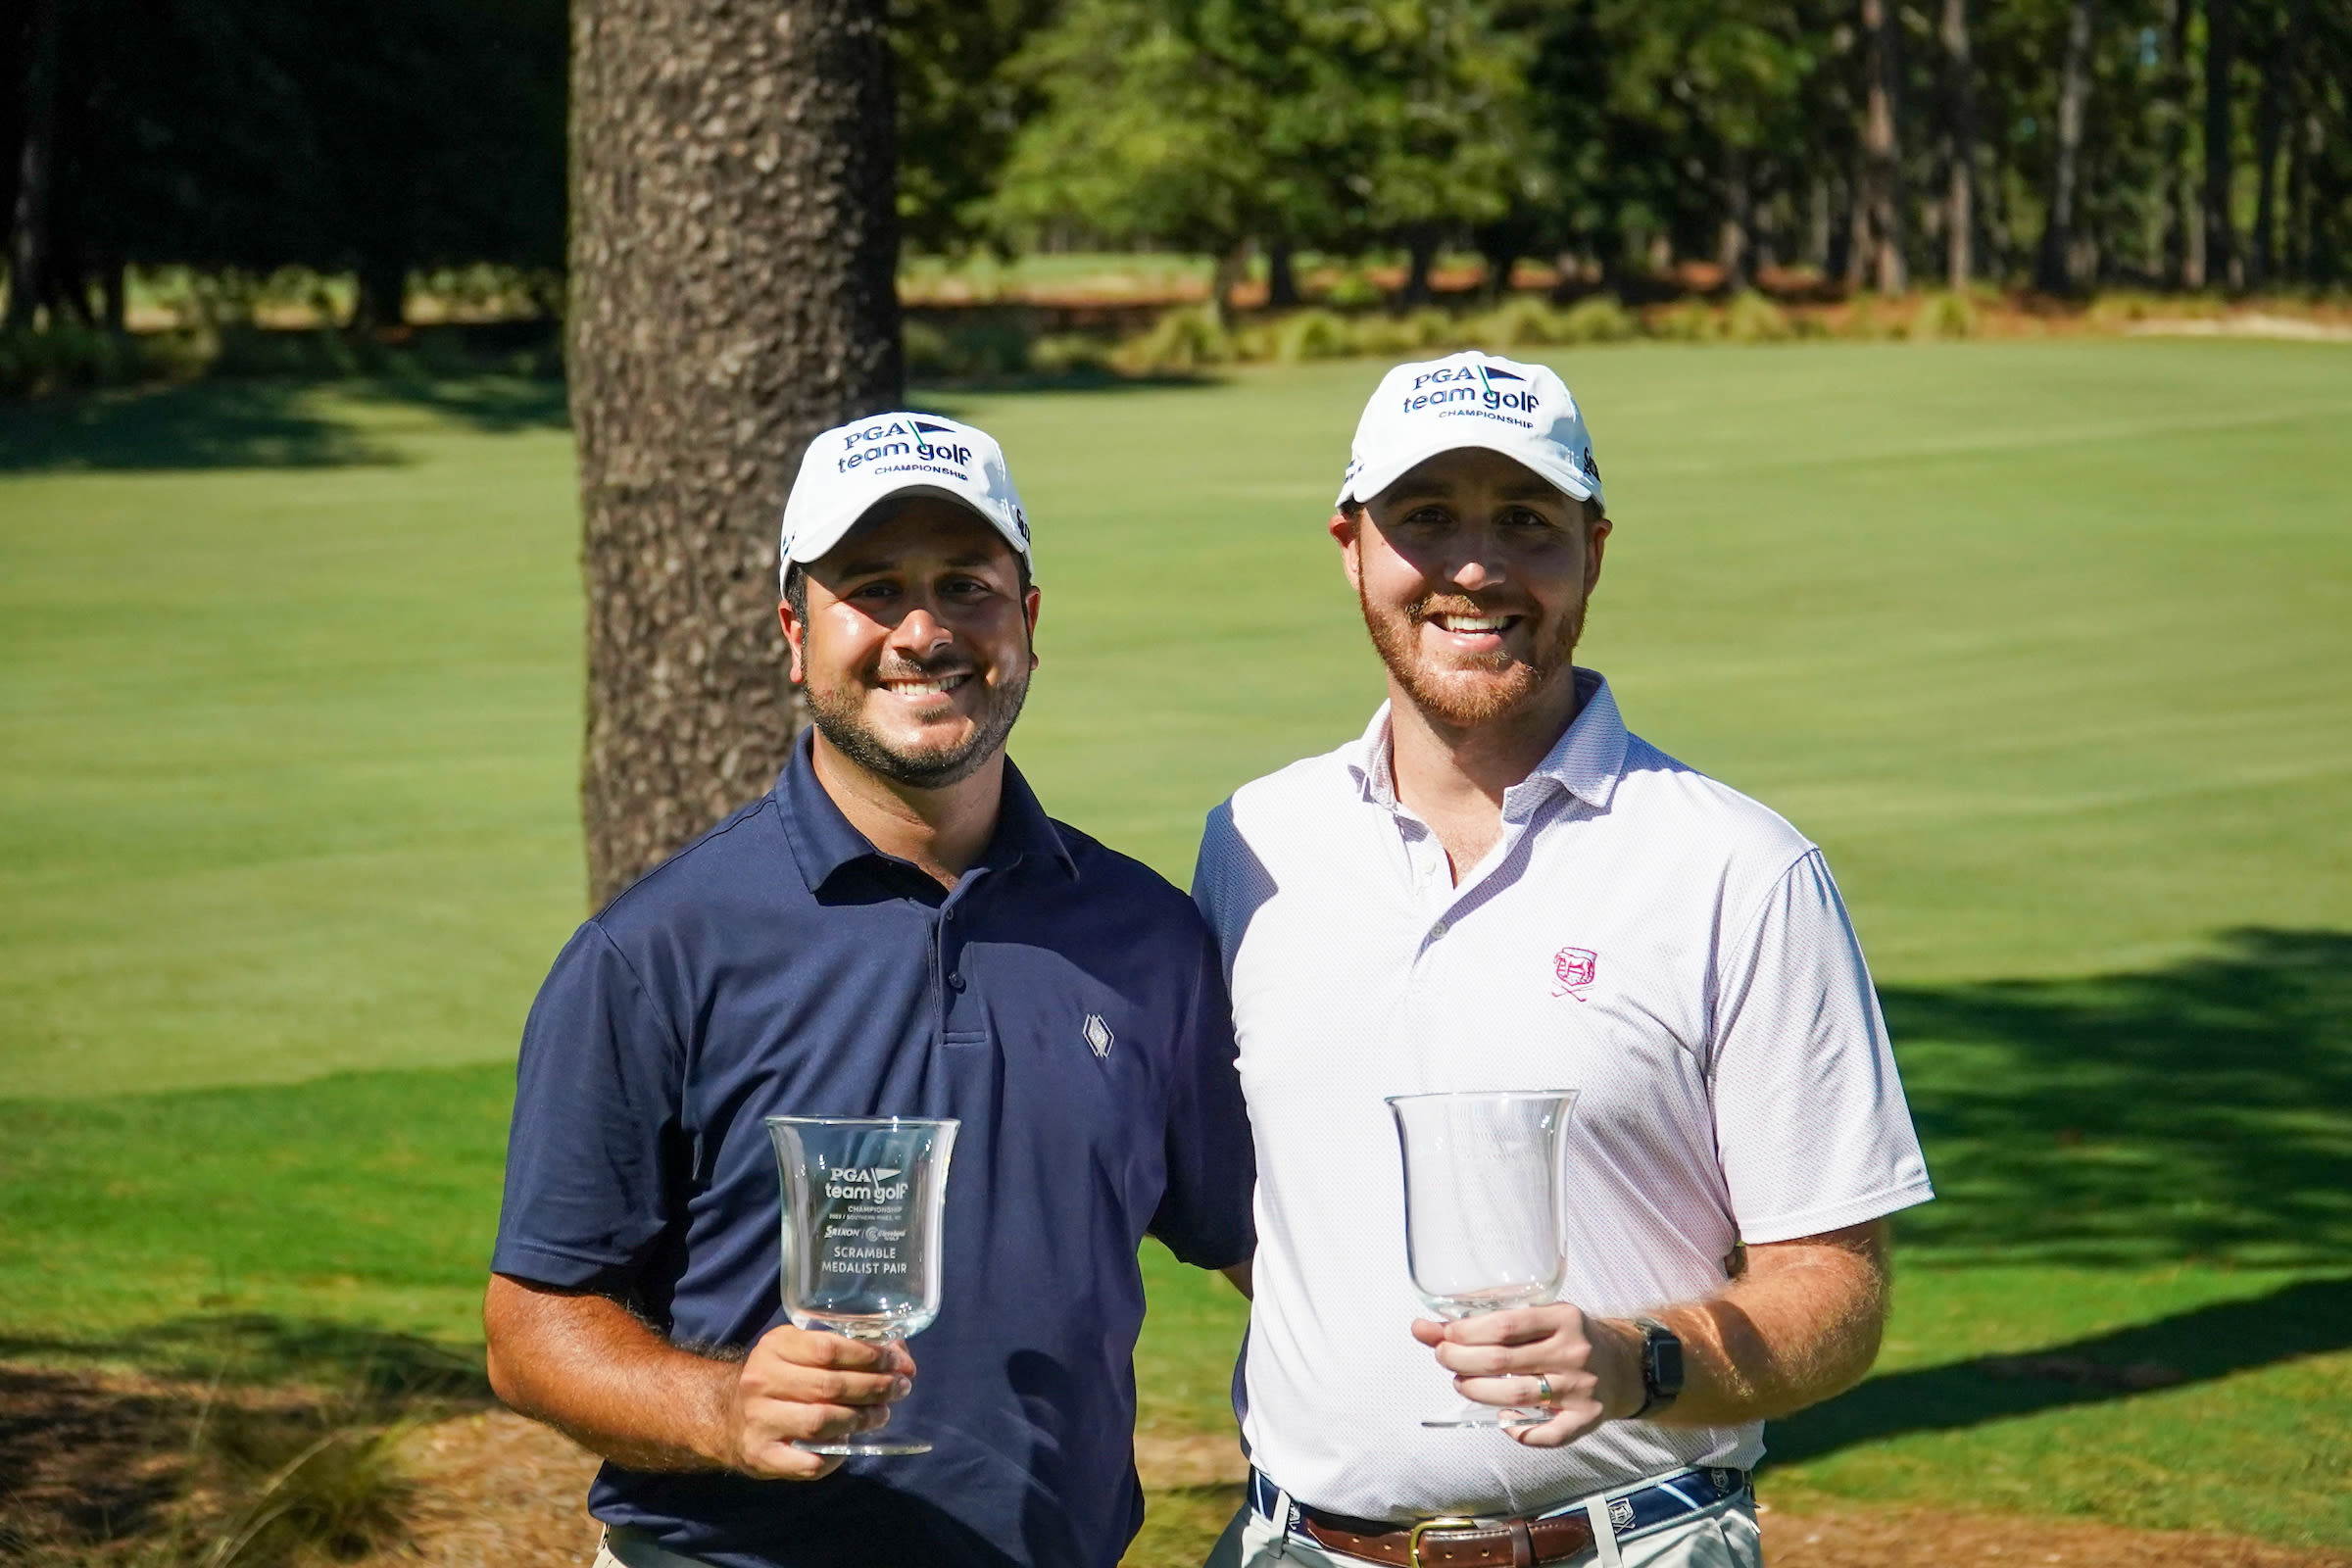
top-left (1335, 351), bottom-right (1605, 514)
top-left (778, 411), bottom-right (1033, 593)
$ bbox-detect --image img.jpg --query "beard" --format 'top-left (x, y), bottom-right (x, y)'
top-left (1359, 581), bottom-right (1586, 731)
top-left (805, 651), bottom-right (1031, 790)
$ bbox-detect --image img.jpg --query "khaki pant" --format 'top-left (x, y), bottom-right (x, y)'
top-left (595, 1528), bottom-right (721, 1568)
top-left (1202, 1494), bottom-right (1762, 1568)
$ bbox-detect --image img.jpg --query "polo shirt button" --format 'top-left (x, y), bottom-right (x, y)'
top-left (948, 971), bottom-right (966, 991)
top-left (1430, 920), bottom-right (1449, 939)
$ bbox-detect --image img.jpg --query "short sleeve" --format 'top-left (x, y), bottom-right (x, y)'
top-left (492, 920), bottom-right (687, 1290)
top-left (1147, 920), bottom-right (1257, 1269)
top-left (1192, 799), bottom-right (1276, 983)
top-left (1708, 851), bottom-right (1935, 1245)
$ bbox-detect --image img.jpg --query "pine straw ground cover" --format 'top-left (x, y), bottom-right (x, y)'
top-left (4, 1365), bottom-right (2344, 1568)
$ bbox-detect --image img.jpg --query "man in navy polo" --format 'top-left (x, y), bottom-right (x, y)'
top-left (485, 412), bottom-right (1256, 1568)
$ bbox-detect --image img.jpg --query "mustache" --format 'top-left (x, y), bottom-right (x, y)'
top-left (873, 651), bottom-right (978, 682)
top-left (1407, 595), bottom-right (1527, 624)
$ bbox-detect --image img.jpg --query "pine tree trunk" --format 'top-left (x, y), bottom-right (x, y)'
top-left (2160, 0), bottom-right (2195, 286)
top-left (2248, 0), bottom-right (2308, 288)
top-left (2037, 0), bottom-right (2096, 294)
top-left (1266, 240), bottom-right (1300, 308)
top-left (1399, 231), bottom-right (1439, 306)
top-left (571, 0), bottom-right (904, 909)
top-left (354, 255), bottom-right (410, 330)
top-left (1861, 0), bottom-right (1908, 294)
top-left (2202, 0), bottom-right (2238, 287)
top-left (1942, 0), bottom-right (1979, 289)
top-left (6, 0), bottom-right (64, 330)
top-left (1718, 148), bottom-right (1753, 289)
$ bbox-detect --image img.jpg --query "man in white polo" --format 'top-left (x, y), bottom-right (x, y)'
top-left (1195, 352), bottom-right (1934, 1568)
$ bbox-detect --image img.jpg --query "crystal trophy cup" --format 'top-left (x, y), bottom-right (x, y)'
top-left (766, 1114), bottom-right (958, 1456)
top-left (1387, 1090), bottom-right (1578, 1429)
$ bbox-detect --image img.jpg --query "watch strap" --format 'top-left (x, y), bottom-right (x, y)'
top-left (1633, 1316), bottom-right (1684, 1418)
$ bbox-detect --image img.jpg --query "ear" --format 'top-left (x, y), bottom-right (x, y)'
top-left (1328, 509), bottom-right (1364, 592)
top-left (778, 600), bottom-right (807, 686)
top-left (1584, 513), bottom-right (1612, 598)
top-left (1023, 584), bottom-right (1043, 672)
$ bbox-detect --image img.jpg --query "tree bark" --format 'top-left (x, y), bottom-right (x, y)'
top-left (1860, 0), bottom-right (1907, 294)
top-left (572, 0), bottom-right (904, 909)
top-left (1941, 0), bottom-right (1978, 289)
top-left (6, 0), bottom-right (65, 330)
top-left (2036, 0), bottom-right (2096, 294)
top-left (2202, 0), bottom-right (2238, 287)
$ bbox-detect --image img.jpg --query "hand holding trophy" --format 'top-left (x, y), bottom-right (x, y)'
top-left (766, 1115), bottom-right (958, 1456)
top-left (1387, 1089), bottom-right (1578, 1429)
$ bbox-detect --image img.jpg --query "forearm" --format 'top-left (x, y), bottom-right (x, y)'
top-left (484, 1275), bottom-right (736, 1472)
top-left (1607, 1222), bottom-right (1889, 1427)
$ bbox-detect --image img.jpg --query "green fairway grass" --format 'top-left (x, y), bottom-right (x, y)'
top-left (3, 343), bottom-right (2348, 1552)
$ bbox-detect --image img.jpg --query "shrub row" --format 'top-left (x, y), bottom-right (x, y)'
top-left (1104, 290), bottom-right (2002, 374)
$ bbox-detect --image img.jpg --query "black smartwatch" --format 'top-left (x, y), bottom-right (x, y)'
top-left (1633, 1317), bottom-right (1684, 1418)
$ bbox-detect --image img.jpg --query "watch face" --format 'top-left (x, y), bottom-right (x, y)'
top-left (1652, 1332), bottom-right (1685, 1395)
top-left (1642, 1320), bottom-right (1685, 1398)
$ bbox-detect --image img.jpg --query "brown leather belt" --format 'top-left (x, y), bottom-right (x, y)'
top-left (1297, 1507), bottom-right (1596, 1567)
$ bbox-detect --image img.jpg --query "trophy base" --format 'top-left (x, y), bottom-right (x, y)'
top-left (1422, 1406), bottom-right (1551, 1430)
top-left (794, 1438), bottom-right (934, 1456)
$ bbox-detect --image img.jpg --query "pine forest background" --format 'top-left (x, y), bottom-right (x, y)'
top-left (4, 0), bottom-right (2350, 359)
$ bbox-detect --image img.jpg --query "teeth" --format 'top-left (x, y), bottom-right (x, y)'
top-left (1435, 614), bottom-right (1510, 632)
top-left (885, 674), bottom-right (966, 696)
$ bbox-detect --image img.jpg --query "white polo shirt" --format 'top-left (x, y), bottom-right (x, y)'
top-left (1193, 669), bottom-right (1933, 1521)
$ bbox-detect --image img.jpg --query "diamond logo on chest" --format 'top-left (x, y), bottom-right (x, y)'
top-left (1082, 1013), bottom-right (1114, 1058)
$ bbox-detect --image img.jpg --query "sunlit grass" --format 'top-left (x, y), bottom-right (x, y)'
top-left (3, 342), bottom-right (2348, 1553)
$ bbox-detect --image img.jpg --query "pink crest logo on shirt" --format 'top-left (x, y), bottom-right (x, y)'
top-left (1551, 947), bottom-right (1597, 1001)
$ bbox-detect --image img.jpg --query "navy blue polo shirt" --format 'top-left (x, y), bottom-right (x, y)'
top-left (493, 733), bottom-right (1255, 1568)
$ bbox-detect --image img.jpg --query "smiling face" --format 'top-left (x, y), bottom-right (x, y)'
top-left (781, 496), bottom-right (1040, 791)
top-left (1336, 448), bottom-right (1609, 734)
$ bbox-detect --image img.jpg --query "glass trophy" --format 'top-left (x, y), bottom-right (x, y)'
top-left (1386, 1090), bottom-right (1578, 1429)
top-left (765, 1114), bottom-right (958, 1456)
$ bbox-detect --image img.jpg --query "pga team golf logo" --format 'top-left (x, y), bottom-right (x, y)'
top-left (837, 416), bottom-right (973, 474)
top-left (1550, 946), bottom-right (1597, 1002)
top-left (1401, 361), bottom-right (1537, 417)
top-left (822, 1165), bottom-right (909, 1202)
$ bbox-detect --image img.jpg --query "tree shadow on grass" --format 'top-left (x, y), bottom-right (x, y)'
top-left (1769, 1274), bottom-right (2352, 1466)
top-left (0, 375), bottom-right (566, 473)
top-left (1884, 927), bottom-right (2352, 1270)
top-left (0, 380), bottom-right (398, 471)
top-left (1763, 929), bottom-right (2352, 1468)
top-left (0, 1313), bottom-right (489, 1401)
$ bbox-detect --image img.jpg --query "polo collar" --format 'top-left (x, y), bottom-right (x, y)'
top-left (1348, 666), bottom-right (1629, 817)
top-left (777, 728), bottom-right (1077, 894)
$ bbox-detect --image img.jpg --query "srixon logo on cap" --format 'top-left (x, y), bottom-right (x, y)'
top-left (837, 417), bottom-right (973, 473)
top-left (1401, 363), bottom-right (1537, 416)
